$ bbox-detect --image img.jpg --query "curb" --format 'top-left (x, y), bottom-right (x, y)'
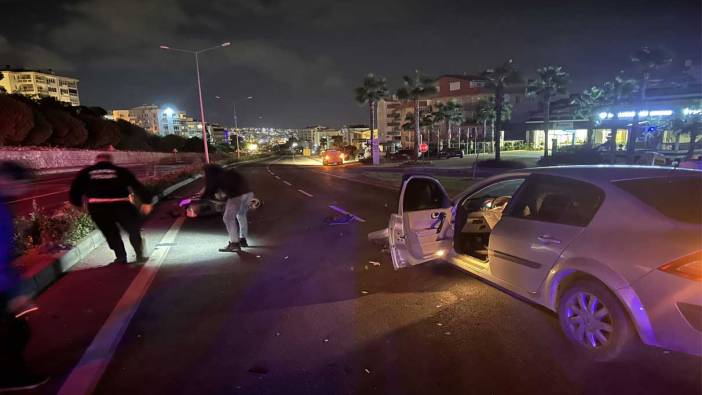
top-left (20, 174), bottom-right (203, 298)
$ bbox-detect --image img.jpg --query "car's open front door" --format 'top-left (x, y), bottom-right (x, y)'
top-left (388, 175), bottom-right (453, 269)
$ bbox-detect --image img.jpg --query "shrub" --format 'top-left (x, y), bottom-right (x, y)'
top-left (538, 148), bottom-right (604, 166)
top-left (476, 159), bottom-right (528, 169)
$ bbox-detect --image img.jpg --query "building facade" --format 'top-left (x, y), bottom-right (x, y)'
top-left (0, 68), bottom-right (80, 106)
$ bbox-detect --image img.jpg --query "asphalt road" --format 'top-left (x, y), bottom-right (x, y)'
top-left (23, 156), bottom-right (701, 395)
top-left (9, 163), bottom-right (192, 217)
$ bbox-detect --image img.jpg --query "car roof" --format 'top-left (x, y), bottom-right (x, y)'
top-left (518, 165), bottom-right (702, 185)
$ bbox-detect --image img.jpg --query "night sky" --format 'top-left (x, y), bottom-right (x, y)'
top-left (1, 0), bottom-right (700, 128)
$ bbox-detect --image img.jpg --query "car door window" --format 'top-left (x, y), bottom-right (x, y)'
top-left (403, 178), bottom-right (450, 212)
top-left (461, 179), bottom-right (526, 212)
top-left (507, 175), bottom-right (604, 227)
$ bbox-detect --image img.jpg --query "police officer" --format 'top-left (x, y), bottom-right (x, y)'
top-left (69, 153), bottom-right (153, 264)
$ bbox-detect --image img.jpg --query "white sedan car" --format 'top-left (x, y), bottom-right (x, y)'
top-left (372, 166), bottom-right (702, 360)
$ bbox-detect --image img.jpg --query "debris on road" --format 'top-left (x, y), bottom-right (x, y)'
top-left (361, 291), bottom-right (369, 295)
top-left (324, 213), bottom-right (355, 225)
top-left (256, 255), bottom-right (261, 258)
top-left (323, 338), bottom-right (329, 343)
top-left (444, 332), bottom-right (452, 336)
top-left (436, 323), bottom-right (443, 327)
top-left (364, 368), bottom-right (371, 374)
top-left (284, 256), bottom-right (289, 260)
top-left (369, 260), bottom-right (380, 267)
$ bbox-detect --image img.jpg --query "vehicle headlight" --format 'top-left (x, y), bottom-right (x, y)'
top-left (659, 251), bottom-right (702, 281)
top-left (325, 155), bottom-right (330, 160)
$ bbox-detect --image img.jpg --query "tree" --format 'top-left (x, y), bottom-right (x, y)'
top-left (627, 47), bottom-right (672, 160)
top-left (397, 71), bottom-right (437, 160)
top-left (73, 106), bottom-right (121, 148)
top-left (481, 60), bottom-right (522, 160)
top-left (115, 119), bottom-right (153, 151)
top-left (527, 66), bottom-right (570, 159)
top-left (0, 95), bottom-right (34, 145)
top-left (475, 96), bottom-right (512, 153)
top-left (38, 97), bottom-right (88, 147)
top-left (602, 73), bottom-right (639, 156)
top-left (672, 103), bottom-right (702, 159)
top-left (571, 86), bottom-right (606, 147)
top-left (354, 73), bottom-right (389, 165)
top-left (434, 100), bottom-right (464, 150)
top-left (8, 94), bottom-right (53, 146)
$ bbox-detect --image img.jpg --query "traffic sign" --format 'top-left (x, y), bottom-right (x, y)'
top-left (419, 143), bottom-right (429, 153)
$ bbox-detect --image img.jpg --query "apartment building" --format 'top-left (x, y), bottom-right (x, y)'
top-left (0, 68), bottom-right (80, 106)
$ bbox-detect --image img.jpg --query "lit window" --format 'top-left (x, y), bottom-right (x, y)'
top-left (449, 81), bottom-right (461, 91)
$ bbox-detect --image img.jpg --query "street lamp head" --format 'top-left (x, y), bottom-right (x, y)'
top-left (221, 42), bottom-right (231, 47)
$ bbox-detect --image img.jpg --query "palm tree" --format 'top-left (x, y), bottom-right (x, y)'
top-left (436, 100), bottom-right (464, 150)
top-left (571, 86), bottom-right (606, 147)
top-left (481, 60), bottom-right (522, 160)
top-left (602, 73), bottom-right (639, 157)
top-left (475, 96), bottom-right (512, 154)
top-left (672, 103), bottom-right (702, 159)
top-left (355, 73), bottom-right (389, 165)
top-left (527, 66), bottom-right (570, 159)
top-left (397, 71), bottom-right (437, 160)
top-left (627, 47), bottom-right (672, 160)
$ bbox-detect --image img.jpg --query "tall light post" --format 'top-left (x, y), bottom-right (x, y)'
top-left (159, 41), bottom-right (231, 163)
top-left (215, 95), bottom-right (253, 159)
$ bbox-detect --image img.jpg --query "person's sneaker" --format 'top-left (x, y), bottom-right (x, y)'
top-left (239, 238), bottom-right (249, 248)
top-left (111, 257), bottom-right (128, 265)
top-left (0, 373), bottom-right (49, 392)
top-left (135, 255), bottom-right (149, 264)
top-left (219, 242), bottom-right (241, 252)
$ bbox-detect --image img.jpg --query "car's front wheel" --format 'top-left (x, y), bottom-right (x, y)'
top-left (558, 279), bottom-right (635, 361)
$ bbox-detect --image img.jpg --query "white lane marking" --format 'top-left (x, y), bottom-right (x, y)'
top-left (57, 216), bottom-right (186, 395)
top-left (8, 188), bottom-right (70, 203)
top-left (283, 181), bottom-right (292, 186)
top-left (274, 176), bottom-right (281, 179)
top-left (297, 189), bottom-right (314, 198)
top-left (328, 205), bottom-right (366, 222)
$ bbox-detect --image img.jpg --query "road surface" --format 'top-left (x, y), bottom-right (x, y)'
top-left (22, 156), bottom-right (701, 395)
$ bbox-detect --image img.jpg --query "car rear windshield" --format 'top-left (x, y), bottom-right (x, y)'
top-left (613, 176), bottom-right (702, 224)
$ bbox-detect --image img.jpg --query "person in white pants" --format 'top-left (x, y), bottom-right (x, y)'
top-left (202, 165), bottom-right (253, 252)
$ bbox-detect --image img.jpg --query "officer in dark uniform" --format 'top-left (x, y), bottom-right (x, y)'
top-left (69, 153), bottom-right (153, 264)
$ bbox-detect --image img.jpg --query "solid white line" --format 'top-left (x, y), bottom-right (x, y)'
top-left (8, 188), bottom-right (70, 203)
top-left (328, 205), bottom-right (366, 222)
top-left (57, 216), bottom-right (186, 395)
top-left (283, 181), bottom-right (292, 186)
top-left (297, 189), bottom-right (314, 198)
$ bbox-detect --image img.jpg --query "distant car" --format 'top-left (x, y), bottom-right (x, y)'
top-left (322, 149), bottom-right (344, 165)
top-left (389, 149), bottom-right (417, 160)
top-left (370, 166), bottom-right (702, 360)
top-left (439, 149), bottom-right (464, 159)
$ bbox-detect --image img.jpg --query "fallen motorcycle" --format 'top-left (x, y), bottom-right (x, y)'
top-left (178, 192), bottom-right (262, 218)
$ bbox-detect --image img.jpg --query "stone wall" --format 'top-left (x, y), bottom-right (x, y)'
top-left (0, 149), bottom-right (205, 170)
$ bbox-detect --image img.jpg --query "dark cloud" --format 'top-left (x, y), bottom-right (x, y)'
top-left (1, 0), bottom-right (700, 127)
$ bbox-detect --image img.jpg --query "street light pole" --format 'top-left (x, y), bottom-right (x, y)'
top-left (160, 41), bottom-right (231, 164)
top-left (194, 52), bottom-right (209, 163)
top-left (233, 102), bottom-right (240, 159)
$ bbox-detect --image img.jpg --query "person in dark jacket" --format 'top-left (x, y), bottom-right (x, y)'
top-left (202, 164), bottom-right (253, 252)
top-left (0, 161), bottom-right (48, 391)
top-left (69, 153), bottom-right (153, 264)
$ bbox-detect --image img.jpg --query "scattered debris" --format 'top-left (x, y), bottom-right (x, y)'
top-left (275, 332), bottom-right (281, 337)
top-left (444, 332), bottom-right (452, 336)
top-left (323, 339), bottom-right (329, 343)
top-left (350, 267), bottom-right (355, 271)
top-left (361, 291), bottom-right (369, 295)
top-left (436, 305), bottom-right (442, 308)
top-left (436, 323), bottom-right (443, 327)
top-left (364, 368), bottom-right (371, 374)
top-left (364, 265), bottom-right (369, 270)
top-left (324, 214), bottom-right (355, 226)
top-left (369, 260), bottom-right (381, 267)
top-left (663, 350), bottom-right (671, 354)
top-left (256, 255), bottom-right (262, 258)
top-left (284, 256), bottom-right (289, 260)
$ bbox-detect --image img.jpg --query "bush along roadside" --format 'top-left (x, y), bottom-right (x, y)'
top-left (12, 166), bottom-right (203, 265)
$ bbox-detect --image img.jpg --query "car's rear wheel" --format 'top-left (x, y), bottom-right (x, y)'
top-left (558, 279), bottom-right (635, 361)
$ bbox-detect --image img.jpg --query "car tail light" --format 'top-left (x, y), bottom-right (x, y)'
top-left (325, 155), bottom-right (330, 160)
top-left (658, 251), bottom-right (702, 281)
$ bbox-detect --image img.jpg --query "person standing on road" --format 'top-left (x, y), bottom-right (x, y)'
top-left (69, 153), bottom-right (154, 265)
top-left (0, 161), bottom-right (48, 392)
top-left (202, 164), bottom-right (253, 252)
